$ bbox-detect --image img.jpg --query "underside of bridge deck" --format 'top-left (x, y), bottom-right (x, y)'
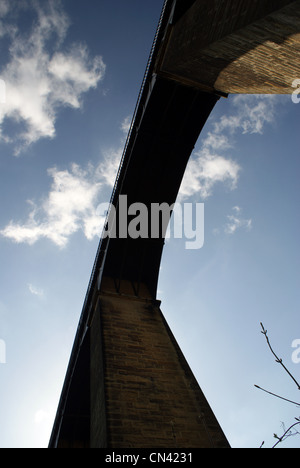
top-left (157, 0), bottom-right (300, 94)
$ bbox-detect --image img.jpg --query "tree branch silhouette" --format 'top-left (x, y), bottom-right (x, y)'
top-left (254, 385), bottom-right (300, 407)
top-left (260, 323), bottom-right (300, 390)
top-left (257, 323), bottom-right (300, 448)
top-left (272, 420), bottom-right (300, 448)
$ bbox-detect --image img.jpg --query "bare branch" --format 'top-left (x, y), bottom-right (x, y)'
top-left (272, 421), bottom-right (300, 448)
top-left (254, 385), bottom-right (300, 407)
top-left (260, 323), bottom-right (300, 390)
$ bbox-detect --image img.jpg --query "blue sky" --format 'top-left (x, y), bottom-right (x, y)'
top-left (0, 0), bottom-right (299, 448)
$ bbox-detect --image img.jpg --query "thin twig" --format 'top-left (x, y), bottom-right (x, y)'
top-left (272, 421), bottom-right (300, 448)
top-left (254, 385), bottom-right (300, 407)
top-left (260, 323), bottom-right (300, 390)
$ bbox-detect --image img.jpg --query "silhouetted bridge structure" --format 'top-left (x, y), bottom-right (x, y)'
top-left (50, 0), bottom-right (300, 448)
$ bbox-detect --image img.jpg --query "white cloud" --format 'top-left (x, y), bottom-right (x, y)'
top-left (0, 1), bottom-right (105, 154)
top-left (0, 0), bottom-right (10, 19)
top-left (202, 131), bottom-right (232, 151)
top-left (0, 112), bottom-right (133, 247)
top-left (28, 284), bottom-right (44, 297)
top-left (48, 45), bottom-right (105, 107)
top-left (0, 126), bottom-right (127, 247)
top-left (224, 206), bottom-right (253, 235)
top-left (120, 115), bottom-right (131, 136)
top-left (179, 95), bottom-right (280, 201)
top-left (180, 149), bottom-right (240, 200)
top-left (0, 163), bottom-right (106, 247)
top-left (96, 147), bottom-right (122, 189)
top-left (215, 95), bottom-right (278, 136)
top-left (95, 115), bottom-right (131, 189)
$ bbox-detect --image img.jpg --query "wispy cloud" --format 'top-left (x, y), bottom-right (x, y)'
top-left (179, 95), bottom-right (280, 201)
top-left (120, 115), bottom-right (131, 136)
top-left (1, 163), bottom-right (105, 247)
top-left (0, 117), bottom-right (131, 247)
top-left (224, 206), bottom-right (252, 235)
top-left (213, 206), bottom-right (252, 236)
top-left (95, 115), bottom-right (131, 188)
top-left (180, 149), bottom-right (240, 200)
top-left (0, 0), bottom-right (105, 154)
top-left (216, 95), bottom-right (278, 135)
top-left (28, 284), bottom-right (44, 297)
top-left (0, 1), bottom-right (10, 20)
